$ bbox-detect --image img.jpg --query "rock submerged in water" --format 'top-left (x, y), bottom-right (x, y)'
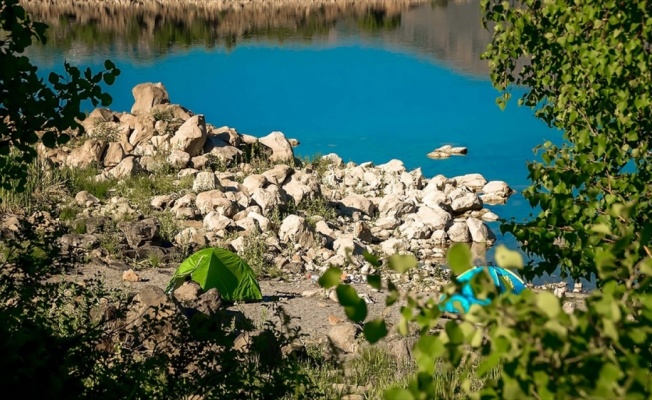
top-left (427, 144), bottom-right (468, 159)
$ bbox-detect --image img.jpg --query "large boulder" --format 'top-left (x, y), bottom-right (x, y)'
top-left (452, 173), bottom-right (487, 190)
top-left (416, 205), bottom-right (452, 230)
top-left (196, 190), bottom-right (237, 217)
top-left (167, 150), bottom-right (191, 169)
top-left (339, 194), bottom-right (376, 217)
top-left (109, 156), bottom-right (141, 179)
top-left (170, 115), bottom-right (207, 156)
top-left (447, 219), bottom-right (471, 243)
top-left (203, 212), bottom-right (235, 231)
top-left (398, 217), bottom-right (432, 240)
top-left (258, 131), bottom-right (294, 162)
top-left (193, 171), bottom-right (221, 192)
top-left (482, 180), bottom-right (512, 197)
top-left (378, 194), bottom-right (416, 218)
top-left (449, 187), bottom-right (483, 213)
top-left (131, 82), bottom-right (170, 115)
top-left (103, 142), bottom-right (125, 168)
top-left (251, 185), bottom-right (284, 215)
top-left (66, 139), bottom-right (106, 168)
top-left (119, 218), bottom-right (160, 248)
top-left (279, 214), bottom-right (316, 249)
top-left (262, 164), bottom-right (293, 186)
top-left (466, 217), bottom-right (494, 243)
top-left (128, 115), bottom-right (156, 147)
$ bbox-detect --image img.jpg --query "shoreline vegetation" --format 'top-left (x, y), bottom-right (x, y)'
top-left (22, 0), bottom-right (492, 76)
top-left (21, 0), bottom-right (425, 60)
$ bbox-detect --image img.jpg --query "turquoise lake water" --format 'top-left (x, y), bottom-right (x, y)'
top-left (29, 1), bottom-right (571, 283)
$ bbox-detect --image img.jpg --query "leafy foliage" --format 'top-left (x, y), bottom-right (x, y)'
top-left (324, 219), bottom-right (652, 398)
top-left (0, 0), bottom-right (120, 194)
top-left (481, 0), bottom-right (652, 282)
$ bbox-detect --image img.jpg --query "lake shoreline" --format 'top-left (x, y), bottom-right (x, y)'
top-left (20, 0), bottom-right (429, 10)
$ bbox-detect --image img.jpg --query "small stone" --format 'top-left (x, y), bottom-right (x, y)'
top-left (122, 269), bottom-right (140, 282)
top-left (327, 322), bottom-right (359, 353)
top-left (573, 282), bottom-right (583, 293)
top-left (302, 289), bottom-right (321, 298)
top-left (173, 281), bottom-right (202, 302)
top-left (563, 301), bottom-right (576, 314)
top-left (553, 283), bottom-right (567, 298)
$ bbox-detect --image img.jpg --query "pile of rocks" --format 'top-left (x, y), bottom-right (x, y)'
top-left (44, 82), bottom-right (514, 285)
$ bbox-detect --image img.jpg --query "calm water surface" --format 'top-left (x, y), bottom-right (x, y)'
top-left (28, 1), bottom-right (569, 283)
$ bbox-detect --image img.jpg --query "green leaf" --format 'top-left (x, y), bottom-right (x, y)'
top-left (494, 245), bottom-right (523, 269)
top-left (48, 72), bottom-right (59, 84)
top-left (318, 267), bottom-right (342, 288)
top-left (104, 59), bottom-right (116, 70)
top-left (103, 72), bottom-right (115, 85)
top-left (535, 291), bottom-right (561, 318)
top-left (388, 254), bottom-right (417, 274)
top-left (591, 224), bottom-right (612, 235)
top-left (640, 259), bottom-right (652, 276)
top-left (386, 280), bottom-right (400, 306)
top-left (336, 284), bottom-right (360, 307)
top-left (40, 131), bottom-right (56, 148)
top-left (598, 363), bottom-right (623, 385)
top-left (385, 388), bottom-right (415, 400)
top-left (447, 243), bottom-right (472, 275)
top-left (445, 321), bottom-right (464, 345)
top-left (363, 319), bottom-right (388, 344)
top-left (363, 251), bottom-right (381, 267)
top-left (366, 274), bottom-right (382, 290)
top-left (344, 301), bottom-right (367, 323)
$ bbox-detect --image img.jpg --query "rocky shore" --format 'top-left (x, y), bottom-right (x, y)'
top-left (42, 82), bottom-right (513, 283)
top-left (1, 82), bottom-right (585, 368)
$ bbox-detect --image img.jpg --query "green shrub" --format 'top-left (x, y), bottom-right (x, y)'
top-left (322, 205), bottom-right (652, 398)
top-left (62, 166), bottom-right (114, 200)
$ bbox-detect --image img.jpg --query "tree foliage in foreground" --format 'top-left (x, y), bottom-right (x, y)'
top-left (323, 213), bottom-right (652, 398)
top-left (0, 0), bottom-right (119, 192)
top-left (484, 0), bottom-right (652, 283)
top-left (323, 0), bottom-right (652, 398)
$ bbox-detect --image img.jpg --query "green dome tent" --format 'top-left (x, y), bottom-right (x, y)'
top-left (166, 248), bottom-right (263, 302)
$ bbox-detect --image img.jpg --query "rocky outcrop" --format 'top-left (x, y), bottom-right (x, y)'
top-left (50, 82), bottom-right (516, 291)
